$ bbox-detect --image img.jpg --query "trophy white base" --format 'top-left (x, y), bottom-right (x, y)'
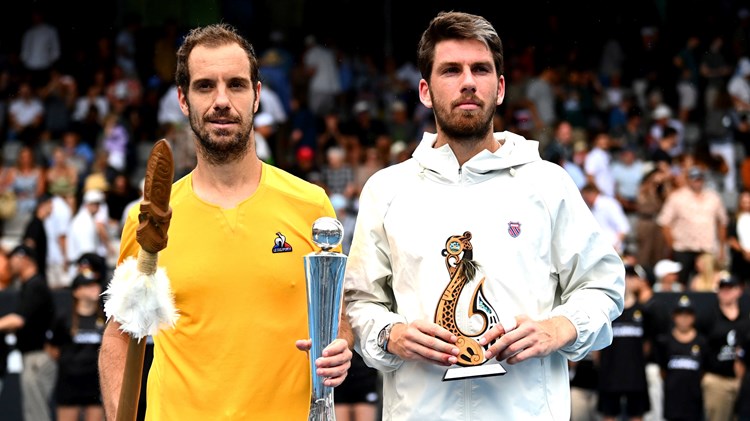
top-left (442, 363), bottom-right (507, 381)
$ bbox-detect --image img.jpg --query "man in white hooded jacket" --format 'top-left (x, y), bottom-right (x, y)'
top-left (344, 11), bottom-right (625, 421)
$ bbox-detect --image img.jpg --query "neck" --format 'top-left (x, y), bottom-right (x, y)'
top-left (434, 132), bottom-right (499, 167)
top-left (20, 266), bottom-right (37, 281)
top-left (672, 326), bottom-right (696, 343)
top-left (192, 151), bottom-right (262, 209)
top-left (76, 300), bottom-right (98, 316)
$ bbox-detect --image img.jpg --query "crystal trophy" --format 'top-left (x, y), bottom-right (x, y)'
top-left (304, 217), bottom-right (347, 421)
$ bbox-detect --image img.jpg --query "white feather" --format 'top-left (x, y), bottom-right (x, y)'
top-left (102, 256), bottom-right (179, 340)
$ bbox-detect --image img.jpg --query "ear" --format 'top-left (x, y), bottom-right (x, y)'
top-left (254, 81), bottom-right (262, 114)
top-left (496, 76), bottom-right (505, 106)
top-left (178, 86), bottom-right (189, 116)
top-left (418, 79), bottom-right (432, 109)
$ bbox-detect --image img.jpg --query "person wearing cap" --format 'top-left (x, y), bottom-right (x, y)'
top-left (657, 165), bottom-right (729, 288)
top-left (0, 244), bottom-right (57, 421)
top-left (51, 272), bottom-right (105, 421)
top-left (653, 258), bottom-right (684, 292)
top-left (647, 103), bottom-right (685, 158)
top-left (66, 189), bottom-right (107, 282)
top-left (624, 263), bottom-right (665, 421)
top-left (348, 99), bottom-right (391, 167)
top-left (653, 295), bottom-right (709, 421)
top-left (45, 178), bottom-right (75, 289)
top-left (253, 111), bottom-right (275, 164)
top-left (702, 275), bottom-right (750, 421)
top-left (595, 259), bottom-right (651, 420)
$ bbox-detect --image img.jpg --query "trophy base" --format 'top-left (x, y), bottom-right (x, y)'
top-left (442, 362), bottom-right (507, 381)
top-left (308, 396), bottom-right (335, 421)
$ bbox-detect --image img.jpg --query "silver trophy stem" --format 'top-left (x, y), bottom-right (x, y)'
top-left (304, 251), bottom-right (346, 421)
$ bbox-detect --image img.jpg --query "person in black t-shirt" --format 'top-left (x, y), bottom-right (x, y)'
top-left (21, 192), bottom-right (52, 283)
top-left (733, 325), bottom-right (750, 421)
top-left (654, 295), bottom-right (709, 421)
top-left (51, 273), bottom-right (106, 421)
top-left (596, 266), bottom-right (651, 421)
top-left (0, 244), bottom-right (57, 421)
top-left (702, 276), bottom-right (750, 421)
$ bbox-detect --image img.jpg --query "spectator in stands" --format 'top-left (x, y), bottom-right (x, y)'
top-left (303, 34), bottom-right (342, 117)
top-left (346, 100), bottom-right (391, 167)
top-left (0, 245), bottom-right (57, 421)
top-left (581, 182), bottom-right (631, 256)
top-left (689, 253), bottom-right (724, 292)
top-left (45, 179), bottom-right (75, 289)
top-left (21, 192), bottom-right (52, 282)
top-left (657, 166), bottom-right (728, 287)
top-left (11, 145), bottom-right (47, 223)
top-left (19, 8), bottom-right (61, 89)
top-left (46, 145), bottom-right (79, 197)
top-left (648, 126), bottom-right (678, 175)
top-left (736, 324), bottom-right (750, 421)
top-left (51, 273), bottom-right (106, 421)
top-left (635, 168), bottom-right (673, 274)
top-left (584, 131), bottom-right (616, 197)
top-left (654, 295), bottom-right (709, 421)
top-left (7, 81), bottom-right (45, 145)
top-left (702, 275), bottom-right (750, 421)
top-left (39, 68), bottom-right (77, 142)
top-left (647, 104), bottom-right (685, 158)
top-left (595, 258), bottom-right (651, 421)
top-left (65, 189), bottom-right (106, 281)
top-left (728, 189), bottom-right (750, 287)
top-left (541, 119), bottom-right (574, 165)
top-left (320, 146), bottom-right (355, 200)
top-left (653, 259), bottom-right (684, 293)
top-left (611, 145), bottom-right (646, 216)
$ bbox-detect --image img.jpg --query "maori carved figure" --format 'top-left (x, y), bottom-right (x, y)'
top-left (435, 231), bottom-right (498, 367)
top-left (137, 139), bottom-right (174, 254)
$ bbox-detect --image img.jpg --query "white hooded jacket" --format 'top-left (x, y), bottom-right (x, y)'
top-left (344, 131), bottom-right (625, 421)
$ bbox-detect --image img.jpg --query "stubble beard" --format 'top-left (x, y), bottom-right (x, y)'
top-left (189, 105), bottom-right (254, 166)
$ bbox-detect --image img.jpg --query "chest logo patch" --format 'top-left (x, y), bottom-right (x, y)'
top-left (272, 232), bottom-right (293, 253)
top-left (507, 222), bottom-right (521, 238)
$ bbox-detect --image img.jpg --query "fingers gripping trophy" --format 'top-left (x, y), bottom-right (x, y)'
top-left (304, 217), bottom-right (347, 421)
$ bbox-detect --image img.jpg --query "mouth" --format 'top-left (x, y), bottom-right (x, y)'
top-left (207, 117), bottom-right (239, 129)
top-left (454, 97), bottom-right (483, 110)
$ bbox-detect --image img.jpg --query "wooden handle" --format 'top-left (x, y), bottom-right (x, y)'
top-left (115, 338), bottom-right (147, 421)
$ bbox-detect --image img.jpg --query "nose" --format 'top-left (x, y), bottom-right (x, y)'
top-left (460, 68), bottom-right (477, 94)
top-left (213, 84), bottom-right (231, 109)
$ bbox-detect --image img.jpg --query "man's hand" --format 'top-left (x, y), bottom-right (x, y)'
top-left (387, 320), bottom-right (459, 366)
top-left (295, 338), bottom-right (352, 387)
top-left (479, 315), bottom-right (576, 364)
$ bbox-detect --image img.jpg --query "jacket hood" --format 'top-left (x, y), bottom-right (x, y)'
top-left (412, 131), bottom-right (542, 183)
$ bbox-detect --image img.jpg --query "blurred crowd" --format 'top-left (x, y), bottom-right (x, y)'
top-left (0, 3), bottom-right (749, 421)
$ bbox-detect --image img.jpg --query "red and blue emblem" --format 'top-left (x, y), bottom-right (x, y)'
top-left (507, 222), bottom-right (521, 238)
top-left (272, 232), bottom-right (293, 253)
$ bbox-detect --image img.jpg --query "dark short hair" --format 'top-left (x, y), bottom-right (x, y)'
top-left (9, 244), bottom-right (37, 263)
top-left (417, 11), bottom-right (504, 82)
top-left (175, 23), bottom-right (260, 95)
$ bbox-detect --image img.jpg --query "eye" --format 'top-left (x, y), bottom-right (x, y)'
top-left (195, 81), bottom-right (213, 91)
top-left (473, 65), bottom-right (492, 74)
